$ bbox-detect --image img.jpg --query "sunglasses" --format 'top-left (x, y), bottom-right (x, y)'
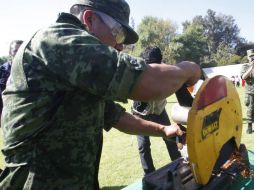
top-left (93, 11), bottom-right (126, 44)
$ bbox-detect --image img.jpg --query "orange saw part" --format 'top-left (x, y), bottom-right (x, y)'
top-left (186, 75), bottom-right (242, 185)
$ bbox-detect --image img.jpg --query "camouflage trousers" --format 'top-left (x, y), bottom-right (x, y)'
top-left (0, 165), bottom-right (89, 190)
top-left (0, 138), bottom-right (102, 190)
top-left (0, 153), bottom-right (86, 190)
top-left (244, 93), bottom-right (254, 124)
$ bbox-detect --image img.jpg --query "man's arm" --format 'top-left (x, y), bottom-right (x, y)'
top-left (242, 63), bottom-right (254, 80)
top-left (114, 112), bottom-right (183, 138)
top-left (130, 61), bottom-right (201, 101)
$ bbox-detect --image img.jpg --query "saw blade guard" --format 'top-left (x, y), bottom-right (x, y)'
top-left (186, 75), bottom-right (242, 185)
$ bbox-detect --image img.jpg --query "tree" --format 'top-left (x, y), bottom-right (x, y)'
top-left (203, 9), bottom-right (242, 54)
top-left (133, 9), bottom-right (248, 66)
top-left (235, 41), bottom-right (254, 57)
top-left (212, 43), bottom-right (234, 66)
top-left (168, 23), bottom-right (209, 64)
top-left (182, 9), bottom-right (247, 65)
top-left (183, 10), bottom-right (245, 54)
top-left (133, 16), bottom-right (178, 59)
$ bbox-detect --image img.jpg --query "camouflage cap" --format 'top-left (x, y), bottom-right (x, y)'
top-left (247, 49), bottom-right (254, 57)
top-left (75, 0), bottom-right (138, 44)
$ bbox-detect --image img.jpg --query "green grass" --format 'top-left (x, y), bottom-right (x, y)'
top-left (0, 87), bottom-right (253, 190)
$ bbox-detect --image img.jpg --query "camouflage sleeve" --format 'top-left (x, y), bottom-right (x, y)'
top-left (33, 29), bottom-right (147, 103)
top-left (103, 101), bottom-right (126, 131)
top-left (105, 53), bottom-right (147, 102)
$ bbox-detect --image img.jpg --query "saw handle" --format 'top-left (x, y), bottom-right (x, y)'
top-left (176, 124), bottom-right (187, 149)
top-left (175, 84), bottom-right (193, 107)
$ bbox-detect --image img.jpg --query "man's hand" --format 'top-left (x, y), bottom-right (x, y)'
top-left (242, 60), bottom-right (254, 80)
top-left (251, 57), bottom-right (254, 65)
top-left (163, 123), bottom-right (184, 138)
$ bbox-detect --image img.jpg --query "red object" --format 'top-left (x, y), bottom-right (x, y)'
top-left (197, 76), bottom-right (227, 110)
top-left (242, 79), bottom-right (245, 87)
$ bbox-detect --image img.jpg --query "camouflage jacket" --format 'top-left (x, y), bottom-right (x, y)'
top-left (240, 63), bottom-right (254, 94)
top-left (1, 13), bottom-right (146, 189)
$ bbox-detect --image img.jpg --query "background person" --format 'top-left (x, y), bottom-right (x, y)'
top-left (0, 40), bottom-right (23, 122)
top-left (0, 0), bottom-right (201, 189)
top-left (235, 75), bottom-right (240, 87)
top-left (0, 40), bottom-right (23, 93)
top-left (230, 75), bottom-right (235, 85)
top-left (240, 49), bottom-right (254, 134)
top-left (131, 46), bottom-right (181, 176)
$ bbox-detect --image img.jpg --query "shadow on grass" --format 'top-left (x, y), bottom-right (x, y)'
top-left (101, 186), bottom-right (126, 190)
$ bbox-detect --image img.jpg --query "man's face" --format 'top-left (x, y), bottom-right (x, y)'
top-left (248, 55), bottom-right (254, 63)
top-left (9, 42), bottom-right (22, 59)
top-left (84, 10), bottom-right (125, 51)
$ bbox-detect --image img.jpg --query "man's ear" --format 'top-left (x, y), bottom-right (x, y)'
top-left (82, 10), bottom-right (93, 30)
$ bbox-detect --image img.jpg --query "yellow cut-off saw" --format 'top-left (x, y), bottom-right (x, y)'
top-left (143, 75), bottom-right (250, 190)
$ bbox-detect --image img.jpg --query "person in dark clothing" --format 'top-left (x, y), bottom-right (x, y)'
top-left (0, 40), bottom-right (23, 123)
top-left (0, 40), bottom-right (23, 93)
top-left (132, 46), bottom-right (181, 176)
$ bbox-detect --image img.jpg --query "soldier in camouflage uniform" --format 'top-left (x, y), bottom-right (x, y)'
top-left (0, 40), bottom-right (23, 115)
top-left (0, 0), bottom-right (201, 189)
top-left (241, 49), bottom-right (254, 134)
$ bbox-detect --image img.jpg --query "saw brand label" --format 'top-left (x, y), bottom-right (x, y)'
top-left (201, 108), bottom-right (222, 139)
